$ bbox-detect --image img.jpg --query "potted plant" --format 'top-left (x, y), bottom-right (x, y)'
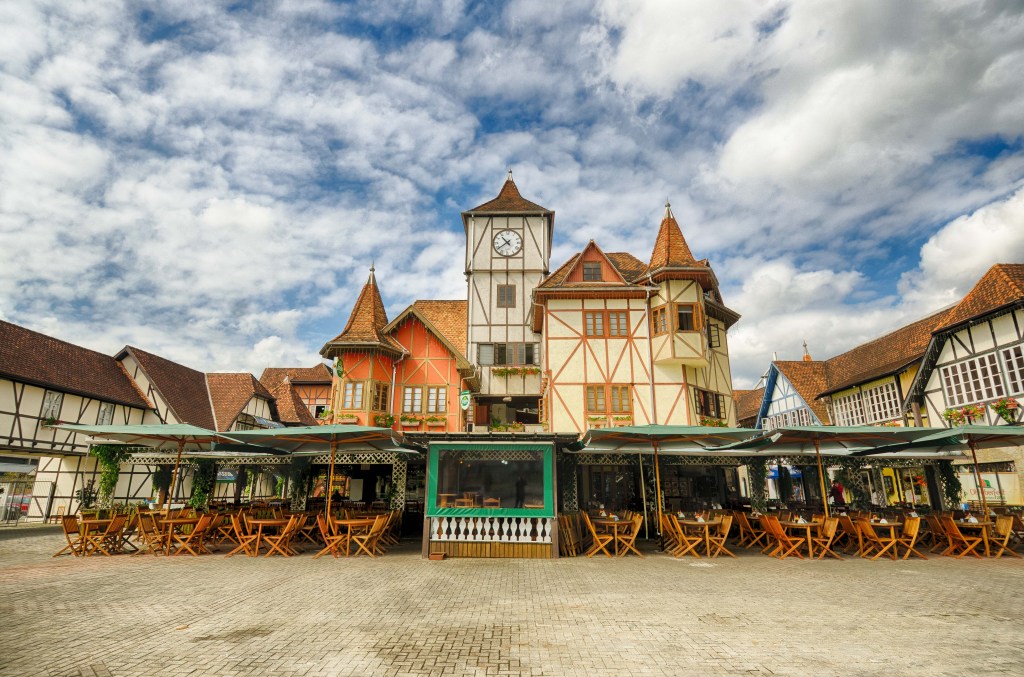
top-left (373, 414), bottom-right (395, 427)
top-left (399, 414), bottom-right (422, 428)
top-left (425, 415), bottom-right (446, 427)
top-left (41, 416), bottom-right (60, 428)
top-left (318, 409), bottom-right (334, 423)
top-left (612, 414), bottom-right (633, 426)
top-left (698, 416), bottom-right (728, 427)
top-left (990, 397), bottom-right (1020, 424)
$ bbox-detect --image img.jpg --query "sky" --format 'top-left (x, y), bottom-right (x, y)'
top-left (1, 0), bottom-right (1023, 389)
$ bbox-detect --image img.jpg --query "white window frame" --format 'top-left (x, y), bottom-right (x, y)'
top-left (940, 353), bottom-right (1006, 406)
top-left (403, 386), bottom-right (423, 413)
top-left (862, 382), bottom-right (901, 423)
top-left (342, 382), bottom-right (364, 409)
top-left (426, 386), bottom-right (446, 414)
top-left (1002, 345), bottom-right (1024, 395)
top-left (97, 402), bottom-right (115, 426)
top-left (831, 392), bottom-right (865, 426)
top-left (42, 391), bottom-right (63, 419)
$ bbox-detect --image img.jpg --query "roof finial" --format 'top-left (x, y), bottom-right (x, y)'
top-left (664, 200), bottom-right (673, 220)
top-left (802, 340), bottom-right (812, 362)
top-left (507, 167), bottom-right (513, 181)
top-left (370, 260), bottom-right (375, 273)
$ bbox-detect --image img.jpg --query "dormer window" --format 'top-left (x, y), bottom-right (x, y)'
top-left (582, 262), bottom-right (602, 281)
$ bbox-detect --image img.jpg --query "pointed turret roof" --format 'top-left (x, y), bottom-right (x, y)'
top-left (648, 202), bottom-right (697, 269)
top-left (464, 170), bottom-right (552, 214)
top-left (320, 266), bottom-right (404, 357)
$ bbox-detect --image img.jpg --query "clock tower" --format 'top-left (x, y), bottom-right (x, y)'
top-left (462, 172), bottom-right (554, 428)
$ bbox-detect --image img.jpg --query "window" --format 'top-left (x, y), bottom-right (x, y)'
top-left (831, 392), bottom-right (865, 426)
top-left (584, 311), bottom-right (605, 337)
top-left (496, 284), bottom-right (516, 308)
top-left (706, 322), bottom-right (721, 349)
top-left (41, 391), bottom-right (63, 419)
top-left (609, 386), bottom-right (631, 413)
top-left (608, 311), bottom-right (628, 337)
top-left (342, 382), bottom-right (364, 409)
top-left (97, 402), bottom-right (114, 426)
top-left (403, 386), bottom-right (423, 413)
top-left (313, 404), bottom-right (328, 419)
top-left (651, 307), bottom-right (668, 335)
top-left (693, 388), bottom-right (726, 420)
top-left (582, 261), bottom-right (602, 281)
top-left (940, 353), bottom-right (1005, 406)
top-left (1003, 345), bottom-right (1024, 395)
top-left (427, 386), bottom-right (447, 413)
top-left (372, 383), bottom-right (390, 411)
top-left (763, 407), bottom-right (813, 431)
top-left (479, 343), bottom-right (539, 365)
top-left (586, 386), bottom-right (606, 412)
top-left (676, 304), bottom-right (697, 331)
top-left (862, 381), bottom-right (901, 423)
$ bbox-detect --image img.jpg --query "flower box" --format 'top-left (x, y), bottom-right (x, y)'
top-left (336, 415), bottom-right (359, 424)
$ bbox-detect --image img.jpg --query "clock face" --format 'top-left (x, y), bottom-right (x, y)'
top-left (493, 229), bottom-right (523, 256)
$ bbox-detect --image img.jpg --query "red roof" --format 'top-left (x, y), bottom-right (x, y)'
top-left (412, 300), bottom-right (468, 357)
top-left (322, 268), bottom-right (403, 355)
top-left (269, 381), bottom-right (318, 426)
top-left (122, 346), bottom-right (217, 429)
top-left (933, 263), bottom-right (1024, 332)
top-left (773, 361), bottom-right (831, 424)
top-left (465, 174), bottom-right (551, 214)
top-left (0, 320), bottom-right (149, 408)
top-left (734, 388), bottom-right (764, 426)
top-left (259, 365), bottom-right (331, 391)
top-left (648, 203), bottom-right (697, 269)
top-left (206, 372), bottom-right (275, 432)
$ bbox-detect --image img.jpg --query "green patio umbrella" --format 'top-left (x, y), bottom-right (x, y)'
top-left (574, 425), bottom-right (760, 538)
top-left (710, 426), bottom-right (939, 518)
top-left (852, 425), bottom-right (1024, 517)
top-left (227, 425), bottom-right (419, 515)
top-left (56, 423), bottom-right (251, 510)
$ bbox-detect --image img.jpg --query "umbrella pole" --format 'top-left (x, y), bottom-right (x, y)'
top-left (653, 440), bottom-right (664, 544)
top-left (326, 438), bottom-right (337, 517)
top-left (814, 438), bottom-right (829, 520)
top-left (969, 439), bottom-right (989, 518)
top-left (637, 451), bottom-right (649, 540)
top-left (166, 440), bottom-right (184, 512)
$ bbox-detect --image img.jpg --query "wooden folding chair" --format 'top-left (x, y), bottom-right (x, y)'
top-left (939, 516), bottom-right (983, 558)
top-left (53, 515), bottom-right (85, 557)
top-left (991, 515), bottom-right (1021, 559)
top-left (264, 515), bottom-right (300, 558)
top-left (856, 518), bottom-right (897, 560)
top-left (225, 513), bottom-right (258, 557)
top-left (172, 514), bottom-right (214, 556)
top-left (897, 517), bottom-right (928, 560)
top-left (314, 514), bottom-right (349, 559)
top-left (616, 515), bottom-right (645, 558)
top-left (708, 515), bottom-right (735, 558)
top-left (131, 513), bottom-right (165, 556)
top-left (582, 512), bottom-right (613, 558)
top-left (811, 517), bottom-right (842, 560)
top-left (83, 515), bottom-right (127, 557)
top-left (764, 516), bottom-right (804, 560)
top-left (351, 515), bottom-right (386, 558)
top-left (667, 515), bottom-right (701, 559)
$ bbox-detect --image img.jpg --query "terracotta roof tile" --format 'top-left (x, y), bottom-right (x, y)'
top-left (269, 381), bottom-right (318, 426)
top-left (819, 308), bottom-right (949, 396)
top-left (413, 300), bottom-right (468, 357)
top-left (258, 365), bottom-right (331, 391)
top-left (605, 253), bottom-right (649, 283)
top-left (323, 269), bottom-right (403, 354)
top-left (538, 251), bottom-right (648, 289)
top-left (648, 203), bottom-right (697, 269)
top-left (0, 321), bottom-right (149, 409)
top-left (933, 263), bottom-right (1024, 332)
top-left (206, 373), bottom-right (274, 432)
top-left (465, 175), bottom-right (551, 213)
top-left (734, 388), bottom-right (764, 426)
top-left (773, 361), bottom-right (831, 424)
top-left (122, 346), bottom-right (215, 427)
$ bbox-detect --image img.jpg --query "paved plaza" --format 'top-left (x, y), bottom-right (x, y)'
top-left (1, 528), bottom-right (1022, 677)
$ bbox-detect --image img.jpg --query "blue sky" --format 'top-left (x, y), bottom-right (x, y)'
top-left (1, 0), bottom-right (1023, 388)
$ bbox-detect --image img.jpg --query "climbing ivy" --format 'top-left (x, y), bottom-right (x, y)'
top-left (936, 460), bottom-right (963, 509)
top-left (89, 445), bottom-right (131, 508)
top-left (189, 459), bottom-right (217, 509)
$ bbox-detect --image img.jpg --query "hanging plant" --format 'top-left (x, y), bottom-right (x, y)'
top-left (189, 459), bottom-right (217, 509)
top-left (90, 444), bottom-right (131, 508)
top-left (698, 416), bottom-right (727, 427)
top-left (990, 397), bottom-right (1020, 424)
top-left (936, 460), bottom-right (963, 509)
top-left (399, 414), bottom-right (422, 424)
top-left (373, 414), bottom-right (395, 427)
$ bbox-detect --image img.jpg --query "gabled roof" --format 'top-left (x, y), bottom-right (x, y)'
top-left (464, 172), bottom-right (551, 214)
top-left (537, 249), bottom-right (647, 289)
top-left (0, 320), bottom-right (149, 409)
top-left (818, 308), bottom-right (950, 397)
top-left (384, 300), bottom-right (472, 370)
top-left (648, 203), bottom-right (697, 269)
top-left (259, 365), bottom-right (331, 391)
top-left (772, 361), bottom-right (830, 424)
top-left (269, 381), bottom-right (318, 426)
top-left (932, 263), bottom-right (1024, 332)
top-left (321, 268), bottom-right (404, 357)
top-left (206, 373), bottom-right (276, 432)
top-left (119, 346), bottom-right (216, 428)
top-left (734, 388), bottom-right (764, 426)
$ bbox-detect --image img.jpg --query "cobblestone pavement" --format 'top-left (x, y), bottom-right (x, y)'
top-left (1, 531), bottom-right (1022, 676)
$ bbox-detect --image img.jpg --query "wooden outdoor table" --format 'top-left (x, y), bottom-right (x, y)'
top-left (593, 518), bottom-right (631, 556)
top-left (160, 517), bottom-right (200, 555)
top-left (247, 518), bottom-right (290, 556)
top-left (781, 521), bottom-right (823, 559)
top-left (680, 519), bottom-right (723, 557)
top-left (79, 518), bottom-right (113, 535)
top-left (956, 520), bottom-right (993, 557)
top-left (333, 518), bottom-right (377, 557)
